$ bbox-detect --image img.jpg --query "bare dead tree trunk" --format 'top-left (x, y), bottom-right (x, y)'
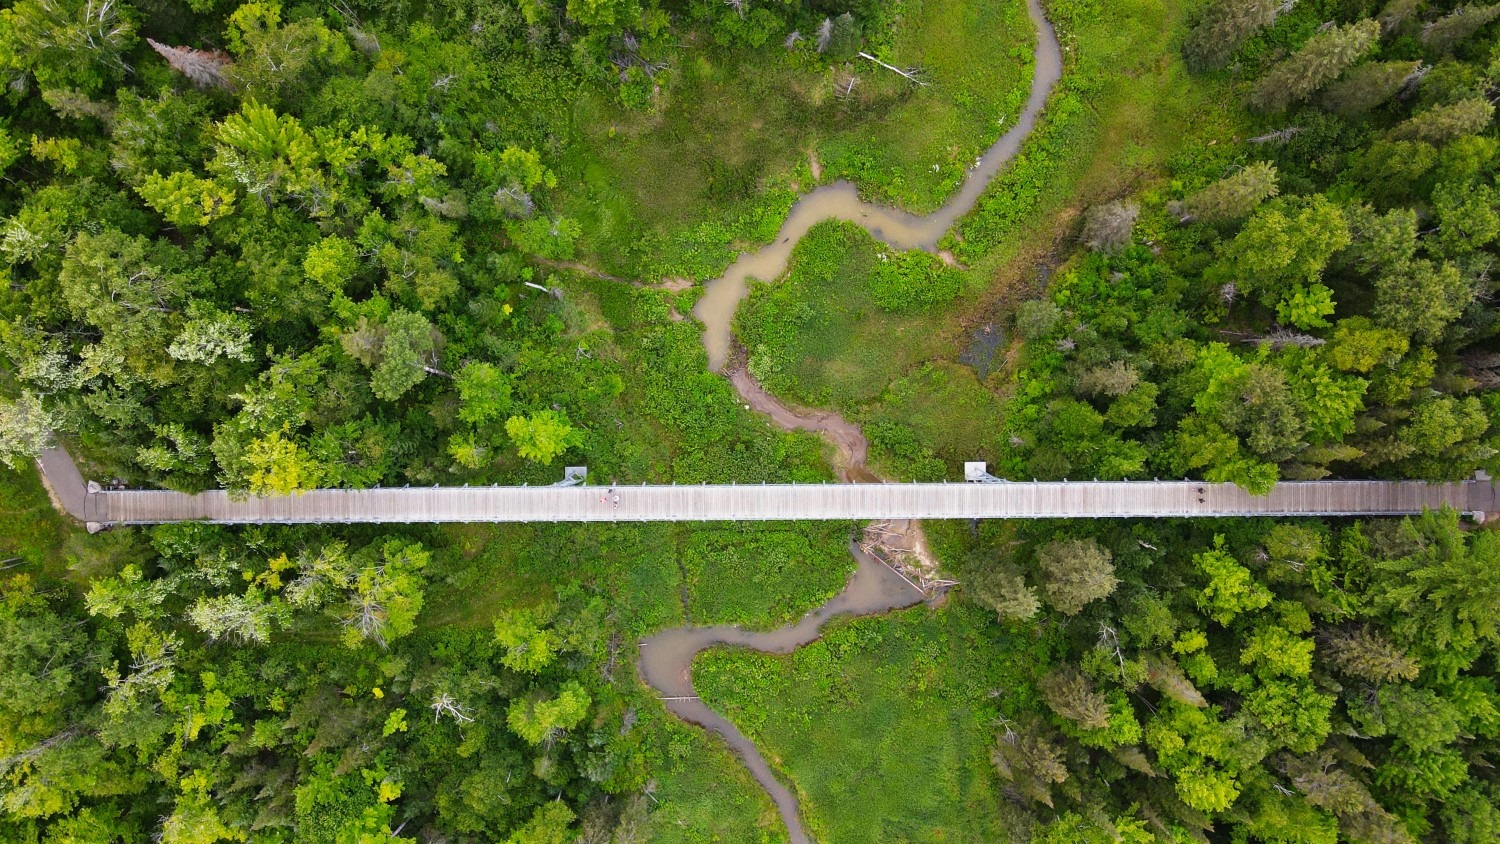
top-left (857, 52), bottom-right (929, 86)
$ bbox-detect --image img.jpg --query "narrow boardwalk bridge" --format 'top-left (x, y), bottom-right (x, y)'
top-left (40, 450), bottom-right (1495, 528)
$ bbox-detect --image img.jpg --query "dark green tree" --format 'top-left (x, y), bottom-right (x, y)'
top-left (1420, 3), bottom-right (1500, 52)
top-left (340, 310), bottom-right (448, 402)
top-left (1319, 61), bottom-right (1421, 117)
top-left (1183, 0), bottom-right (1283, 71)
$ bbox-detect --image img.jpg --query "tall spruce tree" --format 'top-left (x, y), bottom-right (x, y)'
top-left (1249, 20), bottom-right (1381, 112)
top-left (1421, 3), bottom-right (1500, 52)
top-left (1321, 627), bottom-right (1421, 682)
top-left (1177, 161), bottom-right (1279, 223)
top-left (1379, 0), bottom-right (1423, 32)
top-left (1036, 538), bottom-right (1118, 615)
top-left (1184, 0), bottom-right (1284, 71)
top-left (1320, 60), bottom-right (1422, 117)
top-left (1389, 97), bottom-right (1496, 145)
top-left (1038, 667), bottom-right (1111, 730)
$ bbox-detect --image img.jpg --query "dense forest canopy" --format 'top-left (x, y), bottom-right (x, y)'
top-left (988, 0), bottom-right (1500, 494)
top-left (0, 0), bottom-right (894, 840)
top-left (0, 0), bottom-right (902, 492)
top-left (957, 0), bottom-right (1500, 840)
top-left (5, 0), bottom-right (1500, 841)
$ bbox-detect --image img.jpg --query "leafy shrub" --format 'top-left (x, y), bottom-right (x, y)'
top-left (869, 249), bottom-right (963, 312)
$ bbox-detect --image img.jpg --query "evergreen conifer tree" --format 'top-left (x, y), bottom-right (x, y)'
top-left (1379, 0), bottom-right (1422, 32)
top-left (1177, 161), bottom-right (1279, 223)
top-left (1389, 97), bottom-right (1495, 146)
top-left (1320, 60), bottom-right (1421, 117)
top-left (1037, 538), bottom-right (1118, 615)
top-left (1249, 20), bottom-right (1381, 112)
top-left (1421, 4), bottom-right (1500, 52)
top-left (968, 563), bottom-right (1042, 621)
top-left (146, 39), bottom-right (232, 90)
top-left (1184, 0), bottom-right (1283, 71)
top-left (1321, 627), bottom-right (1421, 682)
top-left (1038, 667), bottom-right (1111, 730)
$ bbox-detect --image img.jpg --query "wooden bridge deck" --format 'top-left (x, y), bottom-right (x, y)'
top-left (39, 452), bottom-right (1492, 527)
top-left (84, 478), bottom-right (1488, 525)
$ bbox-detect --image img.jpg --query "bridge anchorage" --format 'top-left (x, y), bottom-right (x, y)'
top-left (964, 462), bottom-right (1007, 483)
top-left (552, 466), bottom-right (588, 487)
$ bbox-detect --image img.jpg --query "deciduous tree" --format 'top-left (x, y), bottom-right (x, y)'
top-left (1194, 540), bottom-right (1272, 626)
top-left (0, 392), bottom-right (58, 468)
top-left (243, 426), bottom-right (323, 496)
top-left (136, 171), bottom-right (236, 228)
top-left (1211, 195), bottom-right (1350, 309)
top-left (339, 540), bottom-right (428, 649)
top-left (494, 603), bottom-right (562, 674)
top-left (0, 0), bottom-right (136, 92)
top-left (505, 801), bottom-right (576, 844)
top-left (187, 589), bottom-right (280, 644)
top-left (223, 1), bottom-right (348, 102)
top-left (456, 362), bottom-right (515, 426)
top-left (167, 306), bottom-right (255, 365)
top-left (507, 681), bottom-right (591, 745)
top-left (506, 410), bottom-right (584, 465)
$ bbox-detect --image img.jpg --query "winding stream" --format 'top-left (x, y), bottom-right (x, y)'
top-left (693, 0), bottom-right (1063, 373)
top-left (638, 545), bottom-right (923, 844)
top-left (642, 1), bottom-right (1062, 839)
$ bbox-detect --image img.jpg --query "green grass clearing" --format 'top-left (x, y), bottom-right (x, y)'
top-left (737, 222), bottom-right (953, 407)
top-left (642, 713), bottom-right (791, 844)
top-left (694, 602), bottom-right (1033, 843)
top-left (0, 465), bottom-right (78, 583)
top-left (680, 522), bottom-right (857, 628)
top-left (557, 0), bottom-right (1034, 282)
top-left (735, 221), bottom-right (1009, 479)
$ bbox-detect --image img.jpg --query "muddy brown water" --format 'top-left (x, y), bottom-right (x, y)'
top-left (728, 360), bottom-right (877, 483)
top-left (643, 1), bottom-right (1062, 840)
top-left (637, 543), bottom-right (923, 844)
